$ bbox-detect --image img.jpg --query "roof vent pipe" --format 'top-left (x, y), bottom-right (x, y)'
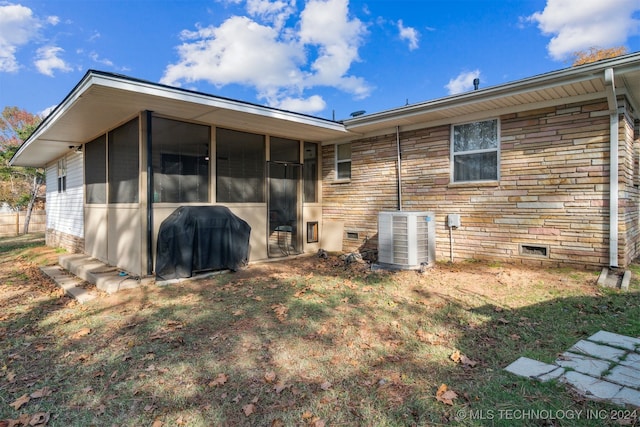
top-left (473, 78), bottom-right (480, 90)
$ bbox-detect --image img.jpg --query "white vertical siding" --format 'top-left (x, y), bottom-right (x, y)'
top-left (45, 151), bottom-right (84, 237)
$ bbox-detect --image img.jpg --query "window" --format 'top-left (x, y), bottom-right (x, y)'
top-left (216, 128), bottom-right (265, 203)
top-left (270, 136), bottom-right (299, 162)
top-left (336, 143), bottom-right (351, 180)
top-left (452, 119), bottom-right (499, 182)
top-left (152, 117), bottom-right (210, 203)
top-left (108, 118), bottom-right (139, 203)
top-left (85, 135), bottom-right (106, 203)
top-left (57, 158), bottom-right (66, 193)
top-left (303, 142), bottom-right (317, 202)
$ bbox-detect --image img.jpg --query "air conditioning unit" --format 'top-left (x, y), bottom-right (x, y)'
top-left (376, 211), bottom-right (436, 270)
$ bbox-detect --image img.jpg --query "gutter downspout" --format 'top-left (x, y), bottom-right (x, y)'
top-left (396, 126), bottom-right (403, 211)
top-left (146, 111), bottom-right (154, 275)
top-left (604, 68), bottom-right (619, 268)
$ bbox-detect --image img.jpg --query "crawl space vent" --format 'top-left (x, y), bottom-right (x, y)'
top-left (376, 211), bottom-right (436, 270)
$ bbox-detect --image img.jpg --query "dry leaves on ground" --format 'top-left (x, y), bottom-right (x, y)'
top-left (450, 349), bottom-right (478, 367)
top-left (435, 383), bottom-right (458, 405)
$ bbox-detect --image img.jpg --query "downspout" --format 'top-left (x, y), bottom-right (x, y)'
top-left (604, 68), bottom-right (619, 268)
top-left (396, 125), bottom-right (403, 211)
top-left (146, 111), bottom-right (154, 275)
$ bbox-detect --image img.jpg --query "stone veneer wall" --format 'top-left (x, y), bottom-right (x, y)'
top-left (322, 98), bottom-right (640, 268)
top-left (46, 228), bottom-right (84, 254)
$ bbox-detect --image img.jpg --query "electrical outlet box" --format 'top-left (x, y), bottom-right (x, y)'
top-left (448, 214), bottom-right (461, 228)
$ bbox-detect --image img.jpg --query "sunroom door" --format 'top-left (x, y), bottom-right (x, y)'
top-left (268, 161), bottom-right (302, 257)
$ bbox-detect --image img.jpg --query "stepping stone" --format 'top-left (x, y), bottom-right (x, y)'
top-left (569, 340), bottom-right (627, 362)
top-left (561, 371), bottom-right (623, 401)
top-left (612, 386), bottom-right (640, 407)
top-left (605, 364), bottom-right (640, 389)
top-left (555, 352), bottom-right (611, 377)
top-left (588, 331), bottom-right (640, 351)
top-left (504, 357), bottom-right (564, 381)
top-left (619, 352), bottom-right (640, 369)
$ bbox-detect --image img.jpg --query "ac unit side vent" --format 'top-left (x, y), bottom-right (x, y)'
top-left (376, 211), bottom-right (436, 270)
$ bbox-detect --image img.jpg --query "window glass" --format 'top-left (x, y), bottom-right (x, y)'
top-left (85, 135), bottom-right (106, 203)
top-left (270, 136), bottom-right (299, 163)
top-left (216, 128), bottom-right (265, 203)
top-left (452, 119), bottom-right (498, 182)
top-left (108, 117), bottom-right (139, 203)
top-left (152, 117), bottom-right (210, 203)
top-left (303, 142), bottom-right (317, 202)
top-left (57, 158), bottom-right (67, 193)
top-left (336, 143), bottom-right (351, 180)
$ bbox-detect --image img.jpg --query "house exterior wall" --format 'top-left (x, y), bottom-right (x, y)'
top-left (619, 99), bottom-right (640, 265)
top-left (322, 98), bottom-right (640, 268)
top-left (45, 151), bottom-right (84, 253)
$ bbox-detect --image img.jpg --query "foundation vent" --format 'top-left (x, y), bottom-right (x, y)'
top-left (376, 211), bottom-right (436, 270)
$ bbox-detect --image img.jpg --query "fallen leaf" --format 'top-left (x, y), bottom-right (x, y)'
top-left (6, 371), bottom-right (15, 383)
top-left (72, 327), bottom-right (91, 339)
top-left (232, 309), bottom-right (245, 316)
top-left (273, 381), bottom-right (289, 394)
top-left (151, 420), bottom-right (163, 427)
top-left (28, 412), bottom-right (50, 426)
top-left (9, 394), bottom-right (30, 410)
top-left (30, 387), bottom-right (52, 398)
top-left (209, 373), bottom-right (228, 387)
top-left (313, 419), bottom-right (326, 427)
top-left (271, 419), bottom-right (285, 427)
top-left (264, 371), bottom-right (276, 383)
top-left (435, 384), bottom-right (458, 406)
top-left (320, 381), bottom-right (332, 390)
top-left (271, 304), bottom-right (288, 322)
top-left (243, 403), bottom-right (256, 416)
top-left (450, 350), bottom-right (478, 367)
top-left (302, 411), bottom-right (314, 419)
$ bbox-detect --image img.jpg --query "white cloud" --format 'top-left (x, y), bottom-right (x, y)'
top-left (39, 104), bottom-right (57, 118)
top-left (161, 0), bottom-right (371, 114)
top-left (528, 0), bottom-right (640, 60)
top-left (445, 70), bottom-right (480, 95)
top-left (46, 15), bottom-right (60, 25)
top-left (397, 20), bottom-right (419, 51)
top-left (273, 94), bottom-right (326, 114)
top-left (34, 45), bottom-right (72, 76)
top-left (245, 0), bottom-right (295, 31)
top-left (0, 3), bottom-right (41, 72)
top-left (90, 52), bottom-right (114, 67)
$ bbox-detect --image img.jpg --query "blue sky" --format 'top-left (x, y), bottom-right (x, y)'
top-left (1, 0), bottom-right (639, 121)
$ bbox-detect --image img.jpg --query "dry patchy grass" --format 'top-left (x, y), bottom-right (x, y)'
top-left (1, 236), bottom-right (639, 426)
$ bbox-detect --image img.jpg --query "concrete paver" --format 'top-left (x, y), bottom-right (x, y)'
top-left (504, 330), bottom-right (640, 409)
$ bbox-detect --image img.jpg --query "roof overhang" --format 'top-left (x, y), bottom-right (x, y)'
top-left (10, 71), bottom-right (349, 167)
top-left (338, 52), bottom-right (640, 142)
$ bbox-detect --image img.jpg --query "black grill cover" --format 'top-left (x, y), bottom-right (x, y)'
top-left (156, 206), bottom-right (251, 280)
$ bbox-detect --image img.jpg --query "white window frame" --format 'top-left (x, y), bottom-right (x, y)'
top-left (450, 118), bottom-right (500, 183)
top-left (335, 142), bottom-right (351, 181)
top-left (57, 157), bottom-right (67, 193)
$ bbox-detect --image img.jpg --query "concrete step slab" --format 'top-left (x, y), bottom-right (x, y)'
top-left (504, 357), bottom-right (565, 381)
top-left (605, 364), bottom-right (640, 389)
top-left (555, 352), bottom-right (611, 377)
top-left (40, 265), bottom-right (97, 304)
top-left (560, 371), bottom-right (623, 401)
top-left (569, 340), bottom-right (627, 362)
top-left (588, 331), bottom-right (640, 351)
top-left (612, 386), bottom-right (640, 408)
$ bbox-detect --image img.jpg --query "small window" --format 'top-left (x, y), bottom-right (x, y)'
top-left (57, 158), bottom-right (67, 193)
top-left (452, 119), bottom-right (499, 182)
top-left (336, 143), bottom-right (351, 180)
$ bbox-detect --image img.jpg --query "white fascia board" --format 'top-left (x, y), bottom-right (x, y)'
top-left (344, 53), bottom-right (640, 131)
top-left (90, 73), bottom-right (347, 132)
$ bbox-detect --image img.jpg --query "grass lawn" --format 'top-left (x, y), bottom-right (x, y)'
top-left (1, 234), bottom-right (639, 426)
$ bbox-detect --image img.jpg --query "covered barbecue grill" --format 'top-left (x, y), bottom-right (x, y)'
top-left (156, 206), bottom-right (251, 280)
